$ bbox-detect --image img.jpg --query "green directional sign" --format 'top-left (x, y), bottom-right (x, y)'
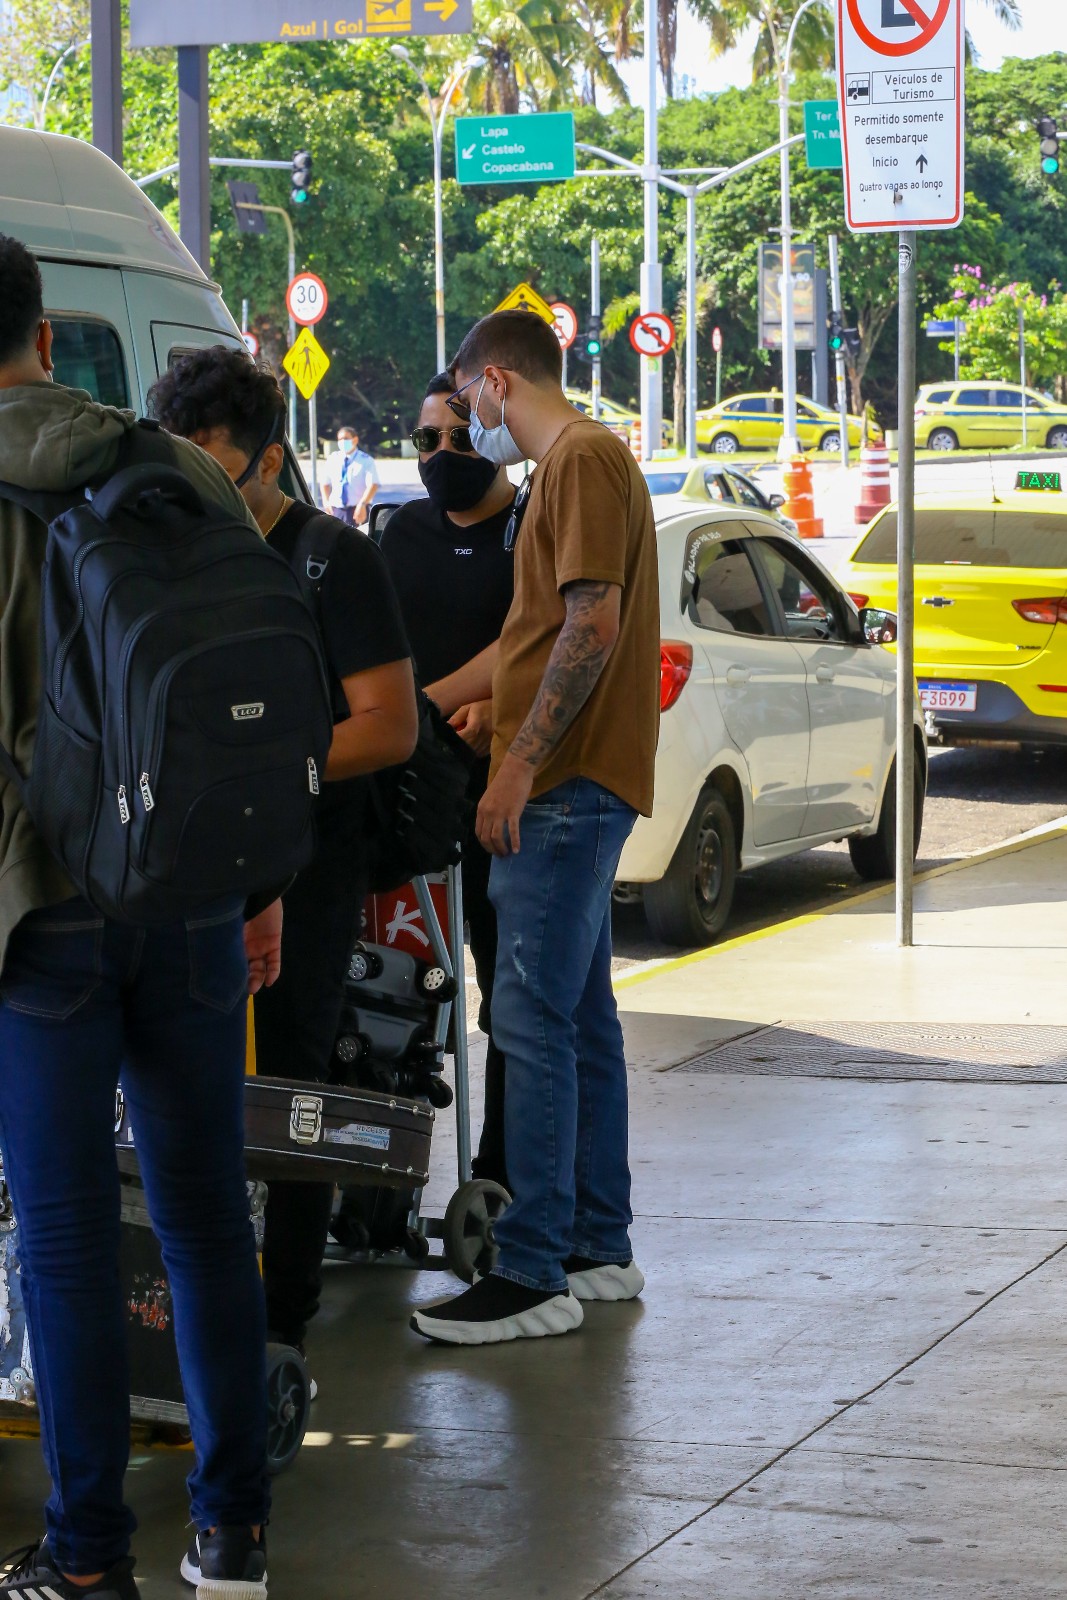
top-left (455, 113), bottom-right (576, 186)
top-left (804, 100), bottom-right (842, 170)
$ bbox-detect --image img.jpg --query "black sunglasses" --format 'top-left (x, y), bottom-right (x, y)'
top-left (411, 425), bottom-right (474, 454)
top-left (236, 411), bottom-right (285, 488)
top-left (504, 475), bottom-right (531, 553)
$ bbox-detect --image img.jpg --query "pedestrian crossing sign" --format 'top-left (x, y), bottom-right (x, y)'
top-left (494, 282), bottom-right (556, 326)
top-left (283, 326), bottom-right (330, 400)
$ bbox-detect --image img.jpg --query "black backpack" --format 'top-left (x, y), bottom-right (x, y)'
top-left (295, 515), bottom-right (475, 893)
top-left (0, 421), bottom-right (334, 925)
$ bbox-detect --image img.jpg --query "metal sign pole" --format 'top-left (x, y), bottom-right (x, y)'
top-left (1019, 307), bottom-right (1028, 448)
top-left (308, 393), bottom-right (319, 506)
top-left (177, 46), bottom-right (211, 273)
top-left (828, 233), bottom-right (850, 469)
top-left (639, 0), bottom-right (662, 462)
top-left (896, 234), bottom-right (918, 949)
top-left (685, 189), bottom-right (698, 460)
top-left (591, 236), bottom-right (602, 423)
top-left (90, 0), bottom-right (122, 164)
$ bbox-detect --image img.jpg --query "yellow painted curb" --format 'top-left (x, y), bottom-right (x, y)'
top-left (615, 818), bottom-right (1067, 994)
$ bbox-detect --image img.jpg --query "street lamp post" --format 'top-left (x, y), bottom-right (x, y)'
top-left (391, 47), bottom-right (472, 373)
top-left (778, 0), bottom-right (833, 460)
top-left (40, 33), bottom-right (91, 129)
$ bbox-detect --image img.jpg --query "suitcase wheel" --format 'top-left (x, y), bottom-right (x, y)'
top-left (417, 965), bottom-right (457, 1001)
top-left (425, 1075), bottom-right (454, 1110)
top-left (348, 944), bottom-right (383, 984)
top-left (404, 1226), bottom-right (431, 1264)
top-left (442, 1180), bottom-right (512, 1284)
top-left (335, 1032), bottom-right (369, 1067)
top-left (265, 1343), bottom-right (311, 1476)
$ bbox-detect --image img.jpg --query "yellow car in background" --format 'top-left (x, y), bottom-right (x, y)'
top-left (841, 475), bottom-right (1067, 746)
top-left (914, 382), bottom-right (1067, 452)
top-left (566, 389), bottom-right (673, 449)
top-left (695, 392), bottom-right (871, 455)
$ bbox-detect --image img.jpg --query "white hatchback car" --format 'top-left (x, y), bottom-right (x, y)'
top-left (617, 506), bottom-right (927, 945)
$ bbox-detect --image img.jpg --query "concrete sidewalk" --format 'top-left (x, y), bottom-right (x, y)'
top-left (4, 826), bottom-right (1067, 1597)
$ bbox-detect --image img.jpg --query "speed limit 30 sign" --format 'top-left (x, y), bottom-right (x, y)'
top-left (837, 0), bottom-right (964, 232)
top-left (286, 272), bottom-right (329, 326)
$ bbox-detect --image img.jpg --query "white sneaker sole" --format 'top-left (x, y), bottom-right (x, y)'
top-left (567, 1261), bottom-right (645, 1302)
top-left (411, 1291), bottom-right (584, 1345)
top-left (180, 1552), bottom-right (268, 1598)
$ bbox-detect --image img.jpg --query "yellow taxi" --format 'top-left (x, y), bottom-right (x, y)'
top-left (695, 392), bottom-right (871, 455)
top-left (841, 472), bottom-right (1067, 746)
top-left (915, 382), bottom-right (1067, 452)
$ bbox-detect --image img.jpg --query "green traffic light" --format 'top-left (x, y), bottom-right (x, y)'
top-left (293, 188), bottom-right (309, 203)
top-left (1043, 155), bottom-right (1060, 175)
top-left (586, 339), bottom-right (601, 356)
top-left (830, 335), bottom-right (843, 350)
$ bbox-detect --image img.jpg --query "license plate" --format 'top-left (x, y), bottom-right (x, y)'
top-left (919, 681), bottom-right (978, 713)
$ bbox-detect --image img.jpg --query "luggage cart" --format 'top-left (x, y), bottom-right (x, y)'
top-left (329, 863), bottom-right (511, 1283)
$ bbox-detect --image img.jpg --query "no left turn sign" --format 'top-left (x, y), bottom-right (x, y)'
top-left (629, 312), bottom-right (675, 357)
top-left (550, 301), bottom-right (578, 351)
top-left (837, 0), bottom-right (964, 232)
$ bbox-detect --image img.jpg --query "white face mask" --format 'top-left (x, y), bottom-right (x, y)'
top-left (467, 376), bottom-right (526, 468)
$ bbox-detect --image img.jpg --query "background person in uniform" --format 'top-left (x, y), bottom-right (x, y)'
top-left (322, 424), bottom-right (378, 527)
top-left (149, 349), bottom-right (417, 1385)
top-left (0, 237), bottom-right (273, 1600)
top-left (378, 372), bottom-right (516, 1191)
top-left (410, 309), bottom-right (660, 1347)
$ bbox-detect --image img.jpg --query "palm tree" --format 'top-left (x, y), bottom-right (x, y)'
top-left (443, 0), bottom-right (605, 113)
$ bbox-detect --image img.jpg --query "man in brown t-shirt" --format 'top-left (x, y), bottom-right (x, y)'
top-left (412, 309), bottom-right (660, 1347)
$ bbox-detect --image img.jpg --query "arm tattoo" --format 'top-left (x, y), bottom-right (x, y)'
top-left (509, 580), bottom-right (619, 771)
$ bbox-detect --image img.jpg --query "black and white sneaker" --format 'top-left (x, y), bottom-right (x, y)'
top-left (564, 1256), bottom-right (645, 1302)
top-left (180, 1527), bottom-right (267, 1598)
top-left (0, 1538), bottom-right (137, 1598)
top-left (410, 1274), bottom-right (584, 1345)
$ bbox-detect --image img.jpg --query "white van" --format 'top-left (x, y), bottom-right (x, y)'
top-left (2, 124), bottom-right (252, 413)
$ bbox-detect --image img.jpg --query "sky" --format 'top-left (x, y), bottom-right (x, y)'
top-left (617, 0), bottom-right (1060, 108)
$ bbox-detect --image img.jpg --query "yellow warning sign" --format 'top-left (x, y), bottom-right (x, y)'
top-left (283, 327), bottom-right (330, 401)
top-left (494, 282), bottom-right (556, 325)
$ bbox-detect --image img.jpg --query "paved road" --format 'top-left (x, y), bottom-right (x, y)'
top-left (610, 741), bottom-right (1067, 973)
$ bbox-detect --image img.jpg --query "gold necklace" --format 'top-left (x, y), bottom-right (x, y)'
top-left (263, 494), bottom-right (291, 537)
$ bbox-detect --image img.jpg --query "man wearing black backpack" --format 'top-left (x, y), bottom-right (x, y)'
top-left (148, 347), bottom-right (418, 1392)
top-left (0, 236), bottom-right (278, 1600)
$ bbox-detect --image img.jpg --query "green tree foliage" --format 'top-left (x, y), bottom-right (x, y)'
top-left (933, 266), bottom-right (1067, 394)
top-left (0, 0), bottom-right (89, 126)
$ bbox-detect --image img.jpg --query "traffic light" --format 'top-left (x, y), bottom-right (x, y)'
top-left (583, 315), bottom-right (603, 359)
top-left (1037, 116), bottom-right (1060, 177)
top-left (290, 149), bottom-right (313, 205)
top-left (828, 309), bottom-right (844, 353)
top-left (843, 327), bottom-right (862, 360)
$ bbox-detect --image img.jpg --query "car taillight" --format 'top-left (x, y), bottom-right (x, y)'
top-left (914, 407), bottom-right (926, 417)
top-left (848, 593), bottom-right (869, 609)
top-left (660, 641), bottom-right (693, 711)
top-left (1012, 598), bottom-right (1067, 626)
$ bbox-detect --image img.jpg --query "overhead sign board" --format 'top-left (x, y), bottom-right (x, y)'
top-left (836, 0), bottom-right (965, 232)
top-left (494, 282), bottom-right (556, 325)
top-left (130, 0), bottom-right (471, 46)
top-left (758, 243), bottom-right (816, 352)
top-left (804, 100), bottom-right (842, 169)
top-left (455, 113), bottom-right (575, 186)
top-left (283, 327), bottom-right (331, 400)
top-left (629, 313), bottom-right (675, 357)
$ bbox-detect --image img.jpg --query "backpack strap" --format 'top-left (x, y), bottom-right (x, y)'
top-left (290, 511), bottom-right (342, 628)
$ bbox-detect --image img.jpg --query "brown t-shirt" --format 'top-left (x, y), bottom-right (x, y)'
top-left (490, 416), bottom-right (660, 816)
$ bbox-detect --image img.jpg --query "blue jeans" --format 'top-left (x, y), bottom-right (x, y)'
top-left (488, 778), bottom-right (638, 1293)
top-left (0, 899), bottom-right (269, 1576)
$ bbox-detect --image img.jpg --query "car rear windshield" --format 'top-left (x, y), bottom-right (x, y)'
top-left (856, 508), bottom-right (1067, 568)
top-left (644, 471), bottom-right (688, 494)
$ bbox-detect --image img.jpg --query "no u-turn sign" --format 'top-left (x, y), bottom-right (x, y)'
top-left (837, 0), bottom-right (964, 232)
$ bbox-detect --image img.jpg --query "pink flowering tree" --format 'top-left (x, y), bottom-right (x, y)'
top-left (932, 266), bottom-right (1067, 394)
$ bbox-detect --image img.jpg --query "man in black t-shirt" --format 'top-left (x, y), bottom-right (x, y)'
top-left (379, 373), bottom-right (516, 1187)
top-left (150, 349), bottom-right (417, 1374)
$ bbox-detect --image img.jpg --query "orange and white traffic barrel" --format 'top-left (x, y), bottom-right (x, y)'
top-left (781, 454), bottom-right (824, 541)
top-left (629, 419), bottom-right (642, 461)
top-left (855, 441), bottom-right (892, 525)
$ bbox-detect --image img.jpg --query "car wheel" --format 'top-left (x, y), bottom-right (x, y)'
top-left (1046, 427), bottom-right (1067, 450)
top-left (644, 788), bottom-right (738, 947)
top-left (848, 757), bottom-right (925, 881)
top-left (711, 432), bottom-right (739, 455)
top-left (927, 427), bottom-right (958, 452)
top-left (819, 430), bottom-right (843, 454)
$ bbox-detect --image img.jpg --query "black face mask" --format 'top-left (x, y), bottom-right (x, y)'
top-left (418, 449), bottom-right (500, 513)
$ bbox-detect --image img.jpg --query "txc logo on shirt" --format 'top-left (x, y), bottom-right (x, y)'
top-left (453, 547), bottom-right (474, 557)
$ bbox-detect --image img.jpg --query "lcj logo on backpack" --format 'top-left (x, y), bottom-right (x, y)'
top-left (0, 421), bottom-right (334, 925)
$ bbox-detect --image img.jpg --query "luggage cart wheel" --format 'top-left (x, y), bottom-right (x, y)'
top-left (418, 965), bottom-right (457, 1001)
top-left (404, 1226), bottom-right (431, 1263)
top-left (442, 1180), bottom-right (512, 1284)
top-left (425, 1075), bottom-right (454, 1110)
top-left (265, 1343), bottom-right (311, 1476)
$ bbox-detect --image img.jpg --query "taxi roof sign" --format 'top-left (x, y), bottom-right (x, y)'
top-left (1016, 470), bottom-right (1062, 493)
top-left (494, 282), bottom-right (556, 325)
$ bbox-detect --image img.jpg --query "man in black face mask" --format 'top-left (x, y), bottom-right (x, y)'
top-left (378, 372), bottom-right (516, 1189)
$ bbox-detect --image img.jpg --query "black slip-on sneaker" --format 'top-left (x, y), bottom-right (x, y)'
top-left (0, 1538), bottom-right (137, 1599)
top-left (410, 1274), bottom-right (583, 1345)
top-left (564, 1256), bottom-right (646, 1302)
top-left (180, 1527), bottom-right (267, 1598)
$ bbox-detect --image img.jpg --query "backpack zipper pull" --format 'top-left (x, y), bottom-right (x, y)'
top-left (139, 773), bottom-right (155, 812)
top-left (307, 757), bottom-right (320, 796)
top-left (117, 786), bottom-right (130, 826)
